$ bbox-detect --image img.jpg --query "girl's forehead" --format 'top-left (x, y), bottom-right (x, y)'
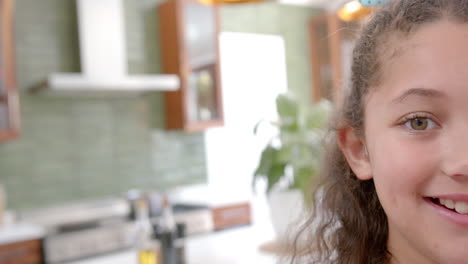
top-left (380, 21), bottom-right (468, 63)
top-left (372, 21), bottom-right (468, 100)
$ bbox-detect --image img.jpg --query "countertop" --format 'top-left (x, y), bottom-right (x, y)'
top-left (0, 223), bottom-right (45, 245)
top-left (67, 193), bottom-right (281, 264)
top-left (67, 224), bottom-right (279, 264)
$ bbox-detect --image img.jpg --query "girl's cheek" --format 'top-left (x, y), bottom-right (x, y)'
top-left (371, 132), bottom-right (440, 188)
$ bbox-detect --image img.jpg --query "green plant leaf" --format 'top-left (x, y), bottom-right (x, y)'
top-left (253, 146), bottom-right (276, 179)
top-left (291, 166), bottom-right (317, 205)
top-left (253, 92), bottom-right (332, 197)
top-left (291, 167), bottom-right (313, 189)
top-left (266, 162), bottom-right (286, 193)
top-left (253, 146), bottom-right (286, 193)
top-left (276, 93), bottom-right (298, 121)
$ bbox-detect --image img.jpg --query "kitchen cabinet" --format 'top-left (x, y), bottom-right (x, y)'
top-left (158, 0), bottom-right (224, 132)
top-left (0, 0), bottom-right (20, 142)
top-left (309, 14), bottom-right (360, 105)
top-left (0, 239), bottom-right (43, 264)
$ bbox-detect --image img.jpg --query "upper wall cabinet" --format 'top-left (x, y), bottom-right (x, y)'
top-left (0, 0), bottom-right (20, 142)
top-left (158, 0), bottom-right (224, 132)
top-left (309, 14), bottom-right (360, 106)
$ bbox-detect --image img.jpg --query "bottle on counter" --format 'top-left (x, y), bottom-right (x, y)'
top-left (175, 223), bottom-right (187, 264)
top-left (160, 195), bottom-right (176, 232)
top-left (134, 197), bottom-right (161, 264)
top-left (157, 195), bottom-right (177, 264)
top-left (154, 194), bottom-right (191, 264)
top-left (150, 194), bottom-right (188, 264)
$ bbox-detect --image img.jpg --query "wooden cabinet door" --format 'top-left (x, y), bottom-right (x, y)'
top-left (158, 0), bottom-right (224, 132)
top-left (309, 14), bottom-right (361, 106)
top-left (0, 0), bottom-right (20, 142)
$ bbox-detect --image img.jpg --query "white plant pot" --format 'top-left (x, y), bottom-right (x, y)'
top-left (267, 189), bottom-right (305, 244)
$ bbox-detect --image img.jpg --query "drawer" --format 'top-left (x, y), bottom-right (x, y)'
top-left (0, 239), bottom-right (43, 264)
top-left (211, 202), bottom-right (251, 231)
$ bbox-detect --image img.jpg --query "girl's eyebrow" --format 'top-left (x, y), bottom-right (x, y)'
top-left (391, 88), bottom-right (446, 104)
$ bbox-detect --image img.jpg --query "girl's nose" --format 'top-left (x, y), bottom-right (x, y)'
top-left (442, 162), bottom-right (468, 179)
top-left (441, 129), bottom-right (468, 179)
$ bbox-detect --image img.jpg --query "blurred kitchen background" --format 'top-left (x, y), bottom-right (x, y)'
top-left (0, 0), bottom-right (368, 263)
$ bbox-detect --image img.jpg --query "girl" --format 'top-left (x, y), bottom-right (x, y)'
top-left (294, 0), bottom-right (468, 263)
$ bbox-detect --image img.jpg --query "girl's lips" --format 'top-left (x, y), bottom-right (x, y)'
top-left (425, 197), bottom-right (468, 227)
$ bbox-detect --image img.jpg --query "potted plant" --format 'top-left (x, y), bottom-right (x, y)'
top-left (253, 92), bottom-right (331, 242)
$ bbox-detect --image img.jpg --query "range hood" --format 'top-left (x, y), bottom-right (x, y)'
top-left (47, 0), bottom-right (179, 92)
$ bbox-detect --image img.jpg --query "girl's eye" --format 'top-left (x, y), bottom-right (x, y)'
top-left (404, 117), bottom-right (437, 131)
top-left (409, 118), bottom-right (428, 130)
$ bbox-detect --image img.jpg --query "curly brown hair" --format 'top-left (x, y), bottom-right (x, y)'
top-left (291, 0), bottom-right (468, 263)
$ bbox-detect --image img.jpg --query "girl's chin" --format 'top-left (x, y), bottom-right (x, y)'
top-left (389, 248), bottom-right (468, 264)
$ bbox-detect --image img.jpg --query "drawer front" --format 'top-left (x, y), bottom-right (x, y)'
top-left (44, 223), bottom-right (136, 263)
top-left (212, 202), bottom-right (251, 230)
top-left (0, 239), bottom-right (43, 264)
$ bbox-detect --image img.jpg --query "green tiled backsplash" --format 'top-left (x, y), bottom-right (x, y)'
top-left (0, 0), bottom-right (320, 210)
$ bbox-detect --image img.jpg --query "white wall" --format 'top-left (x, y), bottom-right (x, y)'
top-left (204, 32), bottom-right (288, 205)
top-left (170, 32), bottom-right (288, 213)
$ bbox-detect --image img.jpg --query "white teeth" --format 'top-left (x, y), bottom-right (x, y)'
top-left (454, 202), bottom-right (468, 214)
top-left (437, 198), bottom-right (468, 214)
top-left (442, 199), bottom-right (455, 209)
top-left (440, 199), bottom-right (447, 206)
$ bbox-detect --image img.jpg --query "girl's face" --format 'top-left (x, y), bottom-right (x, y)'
top-left (349, 21), bottom-right (468, 263)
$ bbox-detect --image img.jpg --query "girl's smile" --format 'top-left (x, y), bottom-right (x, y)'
top-left (427, 196), bottom-right (468, 226)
